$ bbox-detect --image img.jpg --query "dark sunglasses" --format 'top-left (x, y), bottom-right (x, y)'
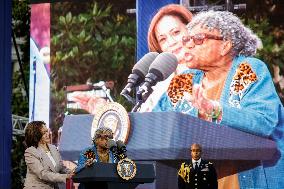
top-left (182, 33), bottom-right (223, 46)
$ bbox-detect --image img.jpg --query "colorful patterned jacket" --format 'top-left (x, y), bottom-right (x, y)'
top-left (75, 145), bottom-right (116, 173)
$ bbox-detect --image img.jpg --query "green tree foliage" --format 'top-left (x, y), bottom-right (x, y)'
top-left (12, 0), bottom-right (30, 117)
top-left (51, 3), bottom-right (135, 90)
top-left (50, 2), bottom-right (136, 132)
top-left (245, 18), bottom-right (284, 103)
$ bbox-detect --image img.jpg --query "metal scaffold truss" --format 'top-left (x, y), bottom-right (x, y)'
top-left (12, 114), bottom-right (28, 136)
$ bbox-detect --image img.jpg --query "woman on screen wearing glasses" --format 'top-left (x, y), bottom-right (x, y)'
top-left (153, 10), bottom-right (284, 189)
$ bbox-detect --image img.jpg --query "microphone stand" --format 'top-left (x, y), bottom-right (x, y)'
top-left (120, 73), bottom-right (141, 105)
top-left (132, 73), bottom-right (158, 112)
top-left (131, 101), bottom-right (143, 112)
top-left (120, 91), bottom-right (136, 105)
top-left (91, 81), bottom-right (115, 102)
top-left (101, 85), bottom-right (114, 102)
top-left (131, 86), bottom-right (153, 112)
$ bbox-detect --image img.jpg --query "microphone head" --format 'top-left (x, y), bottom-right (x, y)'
top-left (132, 52), bottom-right (159, 77)
top-left (148, 52), bottom-right (178, 81)
top-left (116, 140), bottom-right (127, 159)
top-left (116, 140), bottom-right (126, 149)
top-left (107, 139), bottom-right (117, 152)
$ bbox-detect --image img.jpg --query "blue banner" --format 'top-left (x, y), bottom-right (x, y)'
top-left (0, 0), bottom-right (12, 188)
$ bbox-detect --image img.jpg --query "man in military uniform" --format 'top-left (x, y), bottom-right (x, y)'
top-left (178, 143), bottom-right (218, 189)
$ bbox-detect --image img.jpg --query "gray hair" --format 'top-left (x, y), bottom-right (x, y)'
top-left (93, 127), bottom-right (113, 142)
top-left (186, 10), bottom-right (262, 57)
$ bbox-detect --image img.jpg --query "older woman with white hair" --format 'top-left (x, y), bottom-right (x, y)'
top-left (75, 127), bottom-right (116, 173)
top-left (153, 10), bottom-right (284, 189)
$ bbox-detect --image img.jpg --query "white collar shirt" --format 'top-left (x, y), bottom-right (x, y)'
top-left (192, 158), bottom-right (201, 168)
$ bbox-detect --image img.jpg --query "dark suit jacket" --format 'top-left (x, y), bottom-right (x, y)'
top-left (178, 159), bottom-right (218, 189)
top-left (24, 144), bottom-right (69, 189)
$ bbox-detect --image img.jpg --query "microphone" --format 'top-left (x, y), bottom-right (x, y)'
top-left (107, 139), bottom-right (127, 161)
top-left (132, 52), bottom-right (178, 111)
top-left (120, 52), bottom-right (159, 104)
top-left (85, 80), bottom-right (114, 102)
top-left (107, 139), bottom-right (119, 161)
top-left (116, 140), bottom-right (127, 160)
top-left (107, 139), bottom-right (118, 153)
top-left (116, 140), bottom-right (126, 152)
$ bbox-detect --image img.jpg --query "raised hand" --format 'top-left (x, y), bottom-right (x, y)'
top-left (69, 92), bottom-right (107, 114)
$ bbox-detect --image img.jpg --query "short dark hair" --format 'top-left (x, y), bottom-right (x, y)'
top-left (24, 121), bottom-right (46, 148)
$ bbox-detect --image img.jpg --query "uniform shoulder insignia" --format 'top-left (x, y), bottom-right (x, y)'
top-left (178, 162), bottom-right (190, 183)
top-left (180, 162), bottom-right (186, 168)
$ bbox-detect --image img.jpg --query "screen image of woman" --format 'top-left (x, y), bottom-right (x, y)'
top-left (153, 10), bottom-right (284, 189)
top-left (139, 4), bottom-right (203, 112)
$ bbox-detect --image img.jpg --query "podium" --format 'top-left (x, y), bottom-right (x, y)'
top-left (59, 112), bottom-right (277, 189)
top-left (72, 163), bottom-right (155, 189)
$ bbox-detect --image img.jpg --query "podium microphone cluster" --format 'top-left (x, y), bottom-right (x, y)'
top-left (132, 52), bottom-right (178, 112)
top-left (120, 52), bottom-right (159, 104)
top-left (107, 139), bottom-right (127, 161)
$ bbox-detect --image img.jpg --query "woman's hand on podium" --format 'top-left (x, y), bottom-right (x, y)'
top-left (85, 158), bottom-right (96, 167)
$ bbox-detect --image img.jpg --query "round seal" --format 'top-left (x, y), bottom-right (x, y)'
top-left (91, 102), bottom-right (130, 143)
top-left (117, 158), bottom-right (137, 180)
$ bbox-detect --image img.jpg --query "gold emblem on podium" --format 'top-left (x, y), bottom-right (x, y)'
top-left (117, 158), bottom-right (137, 180)
top-left (91, 102), bottom-right (130, 143)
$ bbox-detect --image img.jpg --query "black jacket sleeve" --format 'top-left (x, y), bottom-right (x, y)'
top-left (178, 175), bottom-right (185, 189)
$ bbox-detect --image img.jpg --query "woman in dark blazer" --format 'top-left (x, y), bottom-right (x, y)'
top-left (24, 121), bottom-right (71, 189)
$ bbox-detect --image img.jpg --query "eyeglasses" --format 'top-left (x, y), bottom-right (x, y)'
top-left (182, 33), bottom-right (223, 46)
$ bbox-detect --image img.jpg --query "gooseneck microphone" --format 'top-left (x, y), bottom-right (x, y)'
top-left (120, 52), bottom-right (159, 104)
top-left (116, 140), bottom-right (127, 160)
top-left (107, 139), bottom-right (119, 161)
top-left (107, 139), bottom-right (118, 153)
top-left (107, 139), bottom-right (128, 161)
top-left (132, 52), bottom-right (178, 112)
